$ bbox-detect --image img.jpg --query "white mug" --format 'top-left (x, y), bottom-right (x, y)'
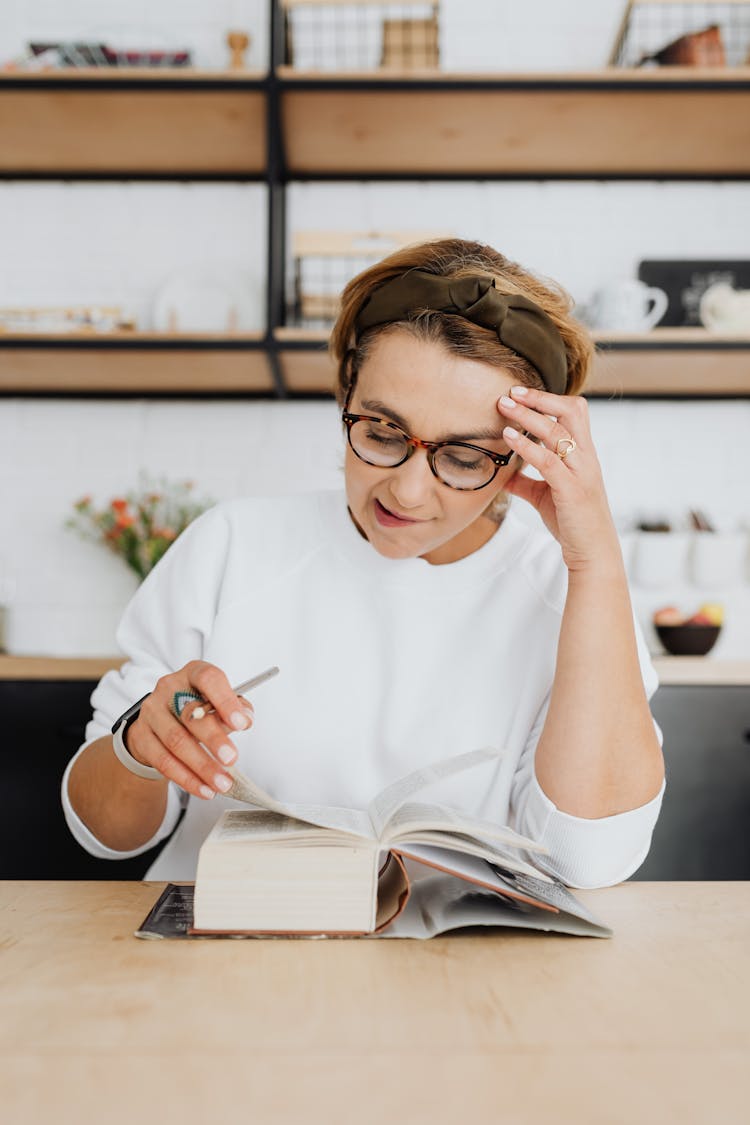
top-left (699, 283), bottom-right (750, 333)
top-left (587, 279), bottom-right (668, 331)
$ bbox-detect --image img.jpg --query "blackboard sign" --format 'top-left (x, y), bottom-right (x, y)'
top-left (638, 260), bottom-right (750, 327)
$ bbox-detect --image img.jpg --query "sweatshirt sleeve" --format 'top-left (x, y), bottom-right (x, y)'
top-left (61, 502), bottom-right (233, 861)
top-left (508, 615), bottom-right (666, 889)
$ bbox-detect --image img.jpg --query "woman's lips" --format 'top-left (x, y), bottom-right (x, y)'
top-left (373, 498), bottom-right (424, 527)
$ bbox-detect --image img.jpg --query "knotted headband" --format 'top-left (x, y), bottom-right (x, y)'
top-left (354, 270), bottom-right (568, 396)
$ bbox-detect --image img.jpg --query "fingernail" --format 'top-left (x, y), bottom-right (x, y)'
top-left (214, 773), bottom-right (232, 792)
top-left (500, 395), bottom-right (516, 408)
top-left (504, 426), bottom-right (520, 438)
top-left (200, 785), bottom-right (215, 800)
top-left (231, 711), bottom-right (249, 730)
top-left (511, 385), bottom-right (529, 396)
top-left (217, 745), bottom-right (236, 765)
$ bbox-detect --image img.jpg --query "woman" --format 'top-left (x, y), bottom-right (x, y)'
top-left (63, 238), bottom-right (665, 887)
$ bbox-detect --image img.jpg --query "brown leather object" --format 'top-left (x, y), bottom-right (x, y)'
top-left (643, 24), bottom-right (726, 67)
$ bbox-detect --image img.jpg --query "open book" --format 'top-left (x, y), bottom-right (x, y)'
top-left (188, 747), bottom-right (612, 939)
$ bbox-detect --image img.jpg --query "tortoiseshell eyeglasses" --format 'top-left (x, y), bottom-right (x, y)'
top-left (342, 410), bottom-right (515, 491)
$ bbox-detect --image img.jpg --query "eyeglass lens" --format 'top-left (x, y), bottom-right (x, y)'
top-left (349, 418), bottom-right (498, 490)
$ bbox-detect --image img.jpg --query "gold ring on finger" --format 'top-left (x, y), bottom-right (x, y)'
top-left (556, 437), bottom-right (577, 461)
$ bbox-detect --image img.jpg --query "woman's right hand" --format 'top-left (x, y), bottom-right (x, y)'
top-left (124, 661), bottom-right (255, 800)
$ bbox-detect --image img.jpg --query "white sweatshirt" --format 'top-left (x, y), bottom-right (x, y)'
top-left (62, 489), bottom-right (665, 888)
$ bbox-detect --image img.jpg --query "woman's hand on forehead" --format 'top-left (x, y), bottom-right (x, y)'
top-left (497, 385), bottom-right (621, 574)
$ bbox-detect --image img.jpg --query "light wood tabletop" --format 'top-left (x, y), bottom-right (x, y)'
top-left (1, 881), bottom-right (748, 1125)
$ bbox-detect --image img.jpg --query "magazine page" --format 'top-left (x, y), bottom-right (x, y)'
top-left (394, 843), bottom-right (559, 911)
top-left (379, 874), bottom-right (613, 939)
top-left (390, 829), bottom-right (552, 882)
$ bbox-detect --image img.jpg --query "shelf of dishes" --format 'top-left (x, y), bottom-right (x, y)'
top-left (1, 69), bottom-right (749, 176)
top-left (1, 653), bottom-right (749, 686)
top-left (1, 329), bottom-right (748, 395)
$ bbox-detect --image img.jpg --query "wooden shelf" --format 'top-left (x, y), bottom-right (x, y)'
top-left (278, 69), bottom-right (750, 177)
top-left (0, 329), bottom-right (747, 396)
top-left (589, 331), bottom-right (750, 396)
top-left (0, 75), bottom-right (267, 175)
top-left (274, 327), bottom-right (750, 397)
top-left (0, 69), bottom-right (267, 83)
top-left (0, 334), bottom-right (275, 393)
top-left (653, 658), bottom-right (750, 687)
top-left (0, 331), bottom-right (267, 342)
top-left (0, 655), bottom-right (123, 680)
top-left (2, 653), bottom-right (747, 685)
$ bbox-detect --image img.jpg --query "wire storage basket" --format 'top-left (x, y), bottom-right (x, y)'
top-left (611, 0), bottom-right (750, 66)
top-left (289, 231), bottom-right (445, 329)
top-left (282, 0), bottom-right (440, 71)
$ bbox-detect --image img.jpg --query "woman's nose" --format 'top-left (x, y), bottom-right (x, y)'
top-left (389, 447), bottom-right (435, 508)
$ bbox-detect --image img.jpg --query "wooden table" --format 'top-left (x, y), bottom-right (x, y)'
top-left (1, 882), bottom-right (748, 1125)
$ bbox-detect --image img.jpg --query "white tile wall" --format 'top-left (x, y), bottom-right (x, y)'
top-left (0, 184), bottom-right (267, 330)
top-left (1, 2), bottom-right (749, 658)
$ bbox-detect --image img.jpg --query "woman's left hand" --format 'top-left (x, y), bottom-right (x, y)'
top-left (497, 385), bottom-right (622, 574)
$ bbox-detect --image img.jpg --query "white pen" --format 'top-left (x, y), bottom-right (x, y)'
top-left (189, 665), bottom-right (280, 720)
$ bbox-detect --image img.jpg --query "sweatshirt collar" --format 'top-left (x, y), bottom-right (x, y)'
top-left (319, 489), bottom-right (531, 589)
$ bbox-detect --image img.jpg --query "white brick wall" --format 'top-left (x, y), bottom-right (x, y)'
top-left (0, 184), bottom-right (267, 328)
top-left (1, 1), bottom-right (749, 657)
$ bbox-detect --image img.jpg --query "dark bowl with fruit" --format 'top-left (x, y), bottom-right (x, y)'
top-left (652, 607), bottom-right (724, 657)
top-left (654, 623), bottom-right (721, 656)
top-left (653, 605), bottom-right (723, 656)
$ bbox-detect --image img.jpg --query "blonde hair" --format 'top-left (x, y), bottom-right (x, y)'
top-left (330, 237), bottom-right (593, 404)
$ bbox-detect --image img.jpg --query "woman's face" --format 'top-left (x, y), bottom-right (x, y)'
top-left (344, 329), bottom-right (521, 565)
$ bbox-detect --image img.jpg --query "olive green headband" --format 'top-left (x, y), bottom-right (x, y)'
top-left (354, 270), bottom-right (568, 396)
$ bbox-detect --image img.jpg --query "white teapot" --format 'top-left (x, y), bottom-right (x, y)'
top-left (699, 283), bottom-right (750, 333)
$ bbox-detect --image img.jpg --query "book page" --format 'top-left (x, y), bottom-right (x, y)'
top-left (367, 746), bottom-right (503, 837)
top-left (212, 809), bottom-right (368, 843)
top-left (382, 800), bottom-right (547, 854)
top-left (226, 765), bottom-right (295, 816)
top-left (227, 747), bottom-right (505, 841)
top-left (226, 765), bottom-right (373, 838)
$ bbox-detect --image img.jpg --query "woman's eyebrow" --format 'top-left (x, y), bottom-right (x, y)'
top-left (360, 398), bottom-right (506, 443)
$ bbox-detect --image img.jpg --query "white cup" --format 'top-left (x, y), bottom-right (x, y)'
top-left (699, 283), bottom-right (750, 333)
top-left (588, 280), bottom-right (668, 331)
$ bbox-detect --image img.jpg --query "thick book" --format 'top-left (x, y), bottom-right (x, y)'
top-left (183, 748), bottom-right (612, 940)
